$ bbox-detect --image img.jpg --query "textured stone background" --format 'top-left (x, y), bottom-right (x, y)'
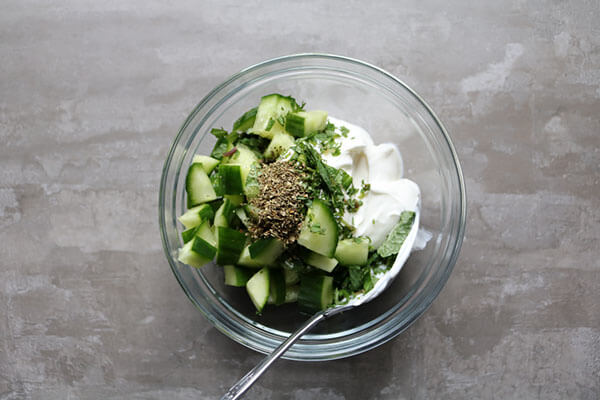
top-left (1, 1), bottom-right (599, 399)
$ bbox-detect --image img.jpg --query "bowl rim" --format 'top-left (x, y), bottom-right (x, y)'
top-left (159, 53), bottom-right (467, 361)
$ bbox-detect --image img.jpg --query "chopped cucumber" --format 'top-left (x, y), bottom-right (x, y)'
top-left (191, 236), bottom-right (217, 260)
top-left (215, 226), bottom-right (246, 265)
top-left (181, 226), bottom-right (199, 243)
top-left (334, 237), bottom-right (370, 266)
top-left (269, 284), bottom-right (299, 304)
top-left (284, 285), bottom-right (299, 303)
top-left (232, 107), bottom-right (258, 132)
top-left (250, 94), bottom-right (299, 139)
top-left (264, 132), bottom-right (296, 160)
top-left (224, 265), bottom-right (253, 287)
top-left (178, 221), bottom-right (216, 268)
top-left (178, 204), bottom-right (214, 229)
top-left (283, 268), bottom-right (300, 285)
top-left (224, 194), bottom-right (244, 206)
top-left (213, 199), bottom-right (235, 228)
top-left (285, 110), bottom-right (328, 137)
top-left (177, 240), bottom-right (212, 269)
top-left (234, 208), bottom-right (250, 228)
top-left (219, 164), bottom-right (244, 195)
top-left (298, 273), bottom-right (334, 312)
top-left (298, 199), bottom-right (339, 257)
top-left (196, 220), bottom-right (216, 246)
top-left (192, 155), bottom-right (219, 174)
top-left (221, 144), bottom-right (258, 185)
top-left (186, 163), bottom-right (218, 207)
top-left (303, 251), bottom-right (339, 273)
top-left (237, 238), bottom-right (284, 268)
top-left (269, 269), bottom-right (286, 306)
top-left (246, 267), bottom-right (270, 312)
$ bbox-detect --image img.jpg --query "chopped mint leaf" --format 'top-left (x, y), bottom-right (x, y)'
top-left (232, 107), bottom-right (258, 132)
top-left (210, 128), bottom-right (228, 139)
top-left (210, 137), bottom-right (230, 160)
top-left (340, 126), bottom-right (349, 137)
top-left (377, 211), bottom-right (416, 258)
top-left (347, 265), bottom-right (364, 291)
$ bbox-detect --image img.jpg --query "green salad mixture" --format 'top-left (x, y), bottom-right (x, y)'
top-left (177, 94), bottom-right (415, 313)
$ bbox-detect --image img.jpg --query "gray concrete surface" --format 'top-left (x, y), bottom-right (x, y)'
top-left (1, 1), bottom-right (599, 399)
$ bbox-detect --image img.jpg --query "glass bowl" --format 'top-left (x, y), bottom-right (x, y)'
top-left (159, 54), bottom-right (466, 361)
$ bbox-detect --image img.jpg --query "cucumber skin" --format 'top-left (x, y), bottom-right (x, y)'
top-left (224, 265), bottom-right (253, 287)
top-left (298, 273), bottom-right (334, 313)
top-left (219, 164), bottom-right (244, 195)
top-left (191, 236), bottom-right (217, 260)
top-left (177, 241), bottom-right (212, 269)
top-left (215, 227), bottom-right (246, 265)
top-left (269, 269), bottom-right (286, 306)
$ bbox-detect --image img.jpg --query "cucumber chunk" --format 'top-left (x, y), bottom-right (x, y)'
top-left (334, 237), bottom-right (370, 266)
top-left (191, 236), bottom-right (217, 260)
top-left (283, 268), bottom-right (300, 285)
top-left (221, 144), bottom-right (258, 185)
top-left (298, 199), bottom-right (339, 257)
top-left (269, 269), bottom-right (286, 305)
top-left (215, 226), bottom-right (246, 265)
top-left (178, 204), bottom-right (214, 229)
top-left (298, 273), bottom-right (334, 312)
top-left (234, 208), bottom-right (250, 228)
top-left (224, 265), bottom-right (253, 287)
top-left (224, 194), bottom-right (244, 206)
top-left (177, 240), bottom-right (212, 269)
top-left (186, 163), bottom-right (218, 207)
top-left (250, 94), bottom-right (299, 139)
top-left (232, 107), bottom-right (258, 132)
top-left (219, 164), bottom-right (244, 195)
top-left (237, 238), bottom-right (284, 268)
top-left (303, 251), bottom-right (339, 273)
top-left (284, 285), bottom-right (300, 303)
top-left (246, 267), bottom-right (270, 312)
top-left (181, 226), bottom-right (198, 243)
top-left (285, 110), bottom-right (328, 137)
top-left (264, 132), bottom-right (296, 160)
top-left (192, 155), bottom-right (219, 174)
top-left (196, 220), bottom-right (216, 245)
top-left (214, 199), bottom-right (235, 228)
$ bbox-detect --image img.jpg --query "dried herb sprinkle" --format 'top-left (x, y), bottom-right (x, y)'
top-left (248, 160), bottom-right (307, 244)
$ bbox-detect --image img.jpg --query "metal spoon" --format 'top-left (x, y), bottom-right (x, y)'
top-left (222, 209), bottom-right (420, 400)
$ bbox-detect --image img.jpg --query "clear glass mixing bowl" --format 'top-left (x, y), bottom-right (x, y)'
top-left (159, 54), bottom-right (466, 361)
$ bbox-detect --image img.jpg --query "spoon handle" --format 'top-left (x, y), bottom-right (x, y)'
top-left (221, 310), bottom-right (327, 400)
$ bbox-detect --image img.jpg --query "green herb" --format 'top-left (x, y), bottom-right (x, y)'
top-left (232, 107), bottom-right (258, 132)
top-left (210, 128), bottom-right (228, 139)
top-left (340, 126), bottom-right (349, 137)
top-left (377, 211), bottom-right (416, 257)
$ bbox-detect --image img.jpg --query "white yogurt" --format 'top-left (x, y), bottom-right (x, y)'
top-left (322, 117), bottom-right (420, 249)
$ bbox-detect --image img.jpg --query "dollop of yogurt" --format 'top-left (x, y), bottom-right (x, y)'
top-left (322, 117), bottom-right (420, 249)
